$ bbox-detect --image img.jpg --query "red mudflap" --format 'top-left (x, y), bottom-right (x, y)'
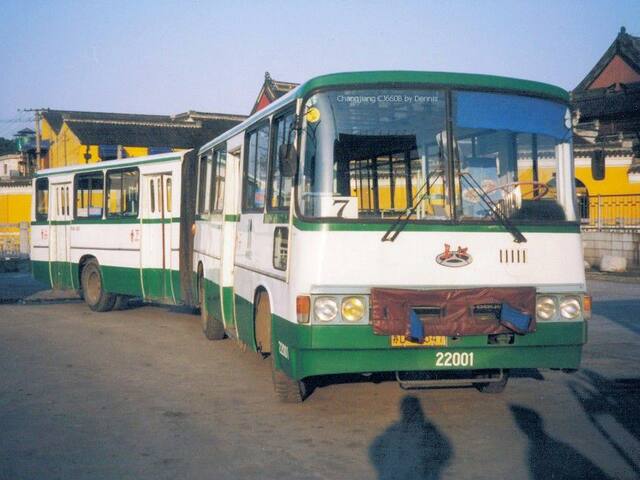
top-left (371, 287), bottom-right (536, 337)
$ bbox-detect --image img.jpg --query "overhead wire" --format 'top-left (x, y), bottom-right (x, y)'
top-left (0, 112), bottom-right (35, 139)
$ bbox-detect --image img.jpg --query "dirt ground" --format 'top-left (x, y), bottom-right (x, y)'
top-left (0, 275), bottom-right (638, 479)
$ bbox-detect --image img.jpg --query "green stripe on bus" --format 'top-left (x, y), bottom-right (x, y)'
top-left (222, 286), bottom-right (235, 329)
top-left (141, 218), bottom-right (181, 224)
top-left (263, 212), bottom-right (288, 224)
top-left (234, 293), bottom-right (257, 352)
top-left (291, 217), bottom-right (580, 234)
top-left (31, 260), bottom-right (52, 288)
top-left (31, 217), bottom-right (180, 226)
top-left (32, 260), bottom-right (183, 303)
top-left (224, 214), bottom-right (240, 222)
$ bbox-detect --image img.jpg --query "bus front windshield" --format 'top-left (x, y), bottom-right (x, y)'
top-left (298, 88), bottom-right (572, 223)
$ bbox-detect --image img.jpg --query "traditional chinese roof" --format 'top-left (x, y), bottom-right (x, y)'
top-left (250, 72), bottom-right (299, 115)
top-left (571, 27), bottom-right (640, 177)
top-left (572, 27), bottom-right (640, 122)
top-left (575, 27), bottom-right (640, 93)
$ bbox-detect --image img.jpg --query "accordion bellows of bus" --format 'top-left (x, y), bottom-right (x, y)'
top-left (32, 71), bottom-right (590, 402)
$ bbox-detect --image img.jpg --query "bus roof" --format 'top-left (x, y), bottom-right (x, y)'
top-left (35, 151), bottom-right (188, 178)
top-left (199, 70), bottom-right (569, 154)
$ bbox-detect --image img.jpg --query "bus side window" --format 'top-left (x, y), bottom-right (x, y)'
top-left (150, 179), bottom-right (156, 213)
top-left (107, 168), bottom-right (139, 217)
top-left (166, 177), bottom-right (172, 213)
top-left (197, 151), bottom-right (212, 215)
top-left (269, 111), bottom-right (295, 210)
top-left (197, 154), bottom-right (206, 214)
top-left (210, 148), bottom-right (226, 213)
top-left (75, 172), bottom-right (104, 218)
top-left (243, 123), bottom-right (270, 211)
top-left (35, 178), bottom-right (49, 221)
top-left (122, 169), bottom-right (139, 216)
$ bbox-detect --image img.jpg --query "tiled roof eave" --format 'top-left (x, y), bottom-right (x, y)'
top-left (65, 118), bottom-right (201, 129)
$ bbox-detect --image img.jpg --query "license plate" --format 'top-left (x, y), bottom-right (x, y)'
top-left (390, 335), bottom-right (447, 348)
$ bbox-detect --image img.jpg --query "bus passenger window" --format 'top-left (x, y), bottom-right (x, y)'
top-left (122, 169), bottom-right (139, 216)
top-left (166, 178), bottom-right (172, 213)
top-left (210, 148), bottom-right (225, 213)
top-left (35, 178), bottom-right (49, 221)
top-left (75, 172), bottom-right (104, 218)
top-left (197, 152), bottom-right (212, 215)
top-left (150, 179), bottom-right (156, 213)
top-left (107, 168), bottom-right (139, 217)
top-left (243, 124), bottom-right (269, 211)
top-left (270, 112), bottom-right (295, 210)
top-left (61, 187), bottom-right (66, 217)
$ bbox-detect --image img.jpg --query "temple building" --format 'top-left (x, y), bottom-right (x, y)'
top-left (572, 27), bottom-right (640, 202)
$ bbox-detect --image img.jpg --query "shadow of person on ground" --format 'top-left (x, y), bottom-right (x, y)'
top-left (510, 404), bottom-right (613, 480)
top-left (568, 369), bottom-right (640, 475)
top-left (369, 395), bottom-right (452, 480)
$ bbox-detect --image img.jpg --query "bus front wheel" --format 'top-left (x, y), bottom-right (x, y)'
top-left (81, 260), bottom-right (116, 312)
top-left (199, 275), bottom-right (225, 340)
top-left (271, 356), bottom-right (309, 403)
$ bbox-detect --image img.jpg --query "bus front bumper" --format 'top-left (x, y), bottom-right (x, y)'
top-left (272, 318), bottom-right (587, 380)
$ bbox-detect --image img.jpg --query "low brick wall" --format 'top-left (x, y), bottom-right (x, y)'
top-left (582, 230), bottom-right (640, 267)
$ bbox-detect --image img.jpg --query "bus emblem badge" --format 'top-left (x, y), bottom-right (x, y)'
top-left (436, 244), bottom-right (472, 267)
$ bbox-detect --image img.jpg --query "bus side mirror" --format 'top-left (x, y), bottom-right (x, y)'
top-left (278, 143), bottom-right (298, 178)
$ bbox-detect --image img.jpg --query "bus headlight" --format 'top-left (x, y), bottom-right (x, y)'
top-left (341, 296), bottom-right (365, 322)
top-left (536, 296), bottom-right (557, 321)
top-left (314, 297), bottom-right (338, 322)
top-left (559, 297), bottom-right (581, 320)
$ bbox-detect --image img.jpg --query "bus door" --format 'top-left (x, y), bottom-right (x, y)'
top-left (140, 173), bottom-right (174, 302)
top-left (219, 147), bottom-right (241, 333)
top-left (49, 182), bottom-right (72, 289)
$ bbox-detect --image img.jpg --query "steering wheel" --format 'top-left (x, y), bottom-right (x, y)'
top-left (483, 181), bottom-right (550, 201)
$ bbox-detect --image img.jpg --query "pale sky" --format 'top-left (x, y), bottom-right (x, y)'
top-left (1, 0), bottom-right (639, 137)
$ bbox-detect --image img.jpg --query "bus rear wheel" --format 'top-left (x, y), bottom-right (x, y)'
top-left (199, 275), bottom-right (225, 340)
top-left (81, 260), bottom-right (116, 312)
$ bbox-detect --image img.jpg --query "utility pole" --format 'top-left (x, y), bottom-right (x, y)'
top-left (21, 108), bottom-right (46, 172)
top-left (34, 110), bottom-right (41, 171)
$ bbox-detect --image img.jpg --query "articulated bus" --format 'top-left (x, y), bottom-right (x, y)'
top-left (33, 71), bottom-right (589, 402)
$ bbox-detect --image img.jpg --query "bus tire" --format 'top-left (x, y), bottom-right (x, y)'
top-left (271, 355), bottom-right (308, 403)
top-left (81, 260), bottom-right (116, 312)
top-left (474, 369), bottom-right (509, 394)
top-left (199, 275), bottom-right (225, 340)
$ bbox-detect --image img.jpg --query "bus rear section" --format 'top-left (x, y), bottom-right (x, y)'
top-left (30, 151), bottom-right (197, 311)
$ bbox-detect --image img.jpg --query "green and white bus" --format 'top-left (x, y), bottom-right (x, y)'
top-left (33, 72), bottom-right (590, 402)
top-left (31, 151), bottom-right (198, 310)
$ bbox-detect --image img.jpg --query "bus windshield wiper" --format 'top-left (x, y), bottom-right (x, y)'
top-left (381, 170), bottom-right (442, 242)
top-left (458, 172), bottom-right (527, 244)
